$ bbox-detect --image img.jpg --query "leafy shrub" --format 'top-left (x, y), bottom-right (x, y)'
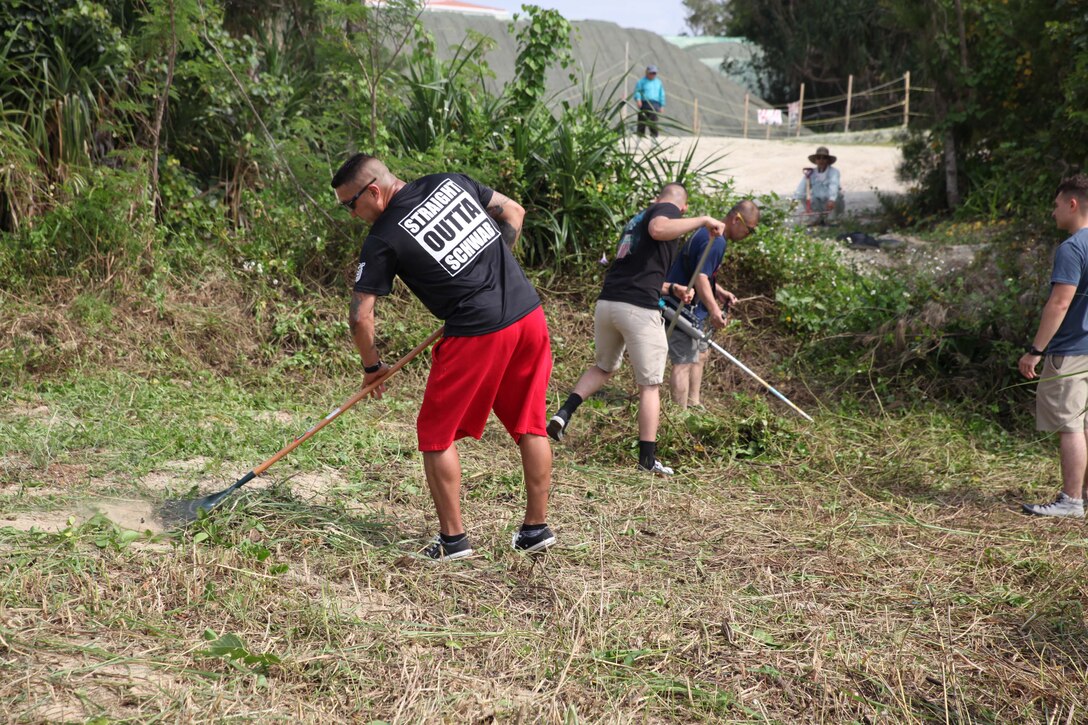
top-left (731, 217), bottom-right (915, 335)
top-left (0, 163), bottom-right (157, 285)
top-left (657, 399), bottom-right (802, 463)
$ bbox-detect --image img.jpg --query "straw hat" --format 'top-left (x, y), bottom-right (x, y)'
top-left (808, 146), bottom-right (837, 164)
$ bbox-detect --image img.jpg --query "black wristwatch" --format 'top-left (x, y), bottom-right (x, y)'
top-left (1025, 345), bottom-right (1046, 356)
top-left (364, 361), bottom-right (383, 374)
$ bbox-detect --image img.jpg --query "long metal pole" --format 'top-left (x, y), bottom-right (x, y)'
top-left (665, 232), bottom-right (717, 339)
top-left (706, 338), bottom-right (814, 421)
top-left (660, 304), bottom-right (813, 421)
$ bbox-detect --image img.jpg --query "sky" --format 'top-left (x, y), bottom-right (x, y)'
top-left (479, 0), bottom-right (691, 36)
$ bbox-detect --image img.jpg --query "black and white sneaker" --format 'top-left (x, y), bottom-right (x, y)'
top-left (637, 459), bottom-right (674, 476)
top-left (512, 524), bottom-right (557, 553)
top-left (420, 534), bottom-right (474, 561)
top-left (547, 410), bottom-right (569, 442)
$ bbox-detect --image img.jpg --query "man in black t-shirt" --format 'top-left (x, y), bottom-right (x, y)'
top-left (547, 183), bottom-right (725, 475)
top-left (332, 153), bottom-right (556, 561)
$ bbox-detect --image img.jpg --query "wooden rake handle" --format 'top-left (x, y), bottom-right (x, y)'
top-left (252, 326), bottom-right (444, 477)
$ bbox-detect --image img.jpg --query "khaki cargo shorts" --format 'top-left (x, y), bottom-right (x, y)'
top-left (593, 299), bottom-right (668, 386)
top-left (1036, 353), bottom-right (1088, 432)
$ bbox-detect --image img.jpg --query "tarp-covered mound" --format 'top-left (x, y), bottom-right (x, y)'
top-left (420, 13), bottom-right (776, 136)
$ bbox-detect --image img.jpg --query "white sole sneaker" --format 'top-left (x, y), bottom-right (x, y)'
top-left (638, 459), bottom-right (674, 476)
top-left (546, 414), bottom-right (567, 441)
top-left (512, 526), bottom-right (557, 553)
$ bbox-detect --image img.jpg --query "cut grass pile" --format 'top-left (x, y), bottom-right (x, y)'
top-left (2, 366), bottom-right (1086, 723)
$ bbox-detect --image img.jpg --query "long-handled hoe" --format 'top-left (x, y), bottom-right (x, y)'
top-left (158, 327), bottom-right (444, 526)
top-left (660, 302), bottom-right (814, 421)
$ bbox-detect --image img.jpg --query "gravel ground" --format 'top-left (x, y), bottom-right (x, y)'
top-left (651, 133), bottom-right (908, 212)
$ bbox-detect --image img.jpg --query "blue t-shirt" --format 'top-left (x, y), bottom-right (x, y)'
top-left (665, 227), bottom-right (727, 321)
top-left (633, 77), bottom-right (665, 107)
top-left (1048, 227), bottom-right (1088, 355)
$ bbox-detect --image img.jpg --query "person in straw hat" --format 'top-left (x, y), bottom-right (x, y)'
top-left (794, 146), bottom-right (843, 225)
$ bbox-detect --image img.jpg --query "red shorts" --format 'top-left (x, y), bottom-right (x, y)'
top-left (417, 306), bottom-right (552, 451)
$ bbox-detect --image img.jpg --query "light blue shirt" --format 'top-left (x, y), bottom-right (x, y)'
top-left (633, 77), bottom-right (665, 107)
top-left (794, 166), bottom-right (840, 203)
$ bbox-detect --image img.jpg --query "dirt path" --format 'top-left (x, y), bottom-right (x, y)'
top-left (653, 134), bottom-right (907, 212)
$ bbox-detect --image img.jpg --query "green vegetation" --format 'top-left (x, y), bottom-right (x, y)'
top-left (3, 351), bottom-right (1086, 721)
top-left (1, 0), bottom-right (1086, 721)
top-left (687, 0), bottom-right (1088, 217)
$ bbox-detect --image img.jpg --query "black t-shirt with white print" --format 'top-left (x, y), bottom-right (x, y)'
top-left (352, 173), bottom-right (540, 337)
top-left (598, 202), bottom-right (684, 310)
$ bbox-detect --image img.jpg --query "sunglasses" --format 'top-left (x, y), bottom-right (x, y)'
top-left (340, 177), bottom-right (376, 212)
top-left (734, 214), bottom-right (757, 236)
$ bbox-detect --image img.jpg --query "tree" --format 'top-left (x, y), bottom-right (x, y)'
top-left (687, 0), bottom-right (1088, 215)
top-left (682, 0), bottom-right (732, 36)
top-left (508, 4), bottom-right (574, 114)
top-left (134, 0), bottom-right (202, 222)
top-left (318, 0), bottom-right (424, 149)
top-left (684, 0), bottom-right (914, 107)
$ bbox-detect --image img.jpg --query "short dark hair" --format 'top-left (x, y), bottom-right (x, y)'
top-left (659, 182), bottom-right (687, 199)
top-left (729, 199), bottom-right (760, 220)
top-left (331, 153), bottom-right (375, 189)
top-left (1056, 174), bottom-right (1088, 205)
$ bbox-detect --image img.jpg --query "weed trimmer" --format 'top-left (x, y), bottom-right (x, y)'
top-left (159, 326), bottom-right (445, 525)
top-left (664, 229), bottom-right (718, 340)
top-left (660, 301), bottom-right (814, 422)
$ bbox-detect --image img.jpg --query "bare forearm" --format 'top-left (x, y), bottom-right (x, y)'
top-left (694, 275), bottom-right (722, 317)
top-left (348, 292), bottom-right (380, 367)
top-left (648, 215), bottom-right (715, 241)
top-left (1034, 298), bottom-right (1072, 349)
top-left (496, 218), bottom-right (522, 248)
top-left (486, 193), bottom-right (525, 249)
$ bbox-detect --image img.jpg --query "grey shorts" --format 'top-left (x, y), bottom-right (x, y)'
top-left (593, 300), bottom-right (668, 386)
top-left (667, 322), bottom-right (708, 365)
top-left (1036, 353), bottom-right (1088, 432)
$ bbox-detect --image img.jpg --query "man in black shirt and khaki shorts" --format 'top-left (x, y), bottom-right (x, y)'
top-left (547, 183), bottom-right (725, 474)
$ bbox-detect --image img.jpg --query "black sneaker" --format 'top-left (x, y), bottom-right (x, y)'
top-left (547, 410), bottom-right (569, 441)
top-left (420, 534), bottom-right (474, 561)
top-left (512, 524), bottom-right (557, 553)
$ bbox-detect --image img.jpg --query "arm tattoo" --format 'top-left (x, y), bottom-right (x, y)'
top-left (497, 220), bottom-right (521, 249)
top-left (348, 294), bottom-right (363, 333)
top-left (487, 196), bottom-right (520, 248)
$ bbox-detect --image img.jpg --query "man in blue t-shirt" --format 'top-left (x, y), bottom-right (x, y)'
top-left (1020, 174), bottom-right (1088, 518)
top-left (633, 65), bottom-right (666, 138)
top-left (665, 200), bottom-right (760, 408)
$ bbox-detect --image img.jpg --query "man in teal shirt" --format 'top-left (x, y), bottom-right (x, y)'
top-left (633, 65), bottom-right (665, 138)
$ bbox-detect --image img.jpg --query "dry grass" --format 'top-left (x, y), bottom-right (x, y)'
top-left (2, 280), bottom-right (1086, 723)
top-left (3, 383), bottom-right (1088, 723)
